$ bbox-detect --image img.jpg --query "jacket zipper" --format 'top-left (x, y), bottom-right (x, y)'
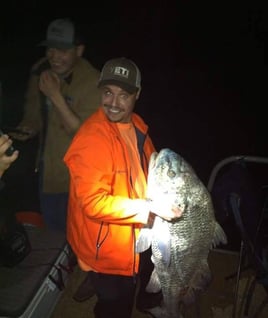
top-left (95, 222), bottom-right (109, 260)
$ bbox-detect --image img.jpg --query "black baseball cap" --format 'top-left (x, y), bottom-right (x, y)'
top-left (98, 57), bottom-right (141, 94)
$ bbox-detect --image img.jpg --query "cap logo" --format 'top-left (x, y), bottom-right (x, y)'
top-left (113, 66), bottom-right (129, 78)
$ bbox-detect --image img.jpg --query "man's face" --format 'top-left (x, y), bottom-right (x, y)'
top-left (100, 85), bottom-right (139, 123)
top-left (46, 45), bottom-right (83, 77)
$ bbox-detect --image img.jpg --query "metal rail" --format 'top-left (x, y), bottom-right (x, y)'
top-left (207, 155), bottom-right (268, 192)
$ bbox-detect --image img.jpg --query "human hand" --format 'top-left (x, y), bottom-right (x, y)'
top-left (8, 126), bottom-right (36, 141)
top-left (0, 134), bottom-right (19, 177)
top-left (147, 195), bottom-right (182, 221)
top-left (39, 70), bottom-right (61, 99)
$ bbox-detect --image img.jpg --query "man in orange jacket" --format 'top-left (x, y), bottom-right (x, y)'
top-left (64, 57), bottom-right (181, 318)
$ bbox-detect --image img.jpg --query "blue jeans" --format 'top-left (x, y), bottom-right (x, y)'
top-left (40, 192), bottom-right (68, 232)
top-left (38, 160), bottom-right (68, 232)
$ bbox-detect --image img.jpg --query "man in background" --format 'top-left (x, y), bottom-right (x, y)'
top-left (9, 18), bottom-right (101, 302)
top-left (11, 18), bottom-right (101, 232)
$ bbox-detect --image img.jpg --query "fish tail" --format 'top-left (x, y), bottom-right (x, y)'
top-left (211, 222), bottom-right (228, 248)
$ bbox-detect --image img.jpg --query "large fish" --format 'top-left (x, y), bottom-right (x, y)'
top-left (136, 148), bottom-right (227, 318)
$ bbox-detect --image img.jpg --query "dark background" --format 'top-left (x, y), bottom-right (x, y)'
top-left (0, 1), bottom-right (267, 214)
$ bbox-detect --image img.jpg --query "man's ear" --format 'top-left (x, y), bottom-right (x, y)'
top-left (76, 44), bottom-right (85, 57)
top-left (135, 88), bottom-right (141, 100)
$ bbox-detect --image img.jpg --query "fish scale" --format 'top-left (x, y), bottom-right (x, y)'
top-left (136, 148), bottom-right (227, 318)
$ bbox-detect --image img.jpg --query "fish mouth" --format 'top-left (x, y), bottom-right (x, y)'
top-left (149, 149), bottom-right (174, 170)
top-left (151, 148), bottom-right (174, 166)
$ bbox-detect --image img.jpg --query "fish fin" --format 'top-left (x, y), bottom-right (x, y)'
top-left (182, 261), bottom-right (212, 305)
top-left (211, 222), bottom-right (228, 248)
top-left (157, 240), bottom-right (171, 267)
top-left (136, 228), bottom-right (153, 253)
top-left (182, 288), bottom-right (196, 306)
top-left (146, 268), bottom-right (162, 293)
top-left (144, 306), bottom-right (163, 317)
top-left (154, 219), bottom-right (171, 267)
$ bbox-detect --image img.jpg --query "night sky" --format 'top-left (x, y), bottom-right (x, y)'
top-left (1, 0), bottom-right (267, 184)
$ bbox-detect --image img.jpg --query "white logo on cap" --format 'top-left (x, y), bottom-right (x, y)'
top-left (114, 67), bottom-right (129, 78)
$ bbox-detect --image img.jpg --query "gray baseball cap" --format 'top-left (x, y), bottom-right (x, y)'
top-left (39, 18), bottom-right (79, 49)
top-left (98, 57), bottom-right (141, 94)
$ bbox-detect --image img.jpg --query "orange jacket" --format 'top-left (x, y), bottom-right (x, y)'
top-left (64, 107), bottom-right (155, 276)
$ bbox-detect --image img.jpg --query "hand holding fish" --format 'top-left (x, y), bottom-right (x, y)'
top-left (147, 196), bottom-right (182, 221)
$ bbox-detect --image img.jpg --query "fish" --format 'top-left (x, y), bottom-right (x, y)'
top-left (136, 148), bottom-right (227, 318)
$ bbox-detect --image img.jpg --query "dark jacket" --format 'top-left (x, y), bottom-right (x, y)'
top-left (19, 57), bottom-right (101, 193)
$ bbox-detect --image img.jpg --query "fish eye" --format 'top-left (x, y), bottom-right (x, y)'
top-left (167, 169), bottom-right (176, 178)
